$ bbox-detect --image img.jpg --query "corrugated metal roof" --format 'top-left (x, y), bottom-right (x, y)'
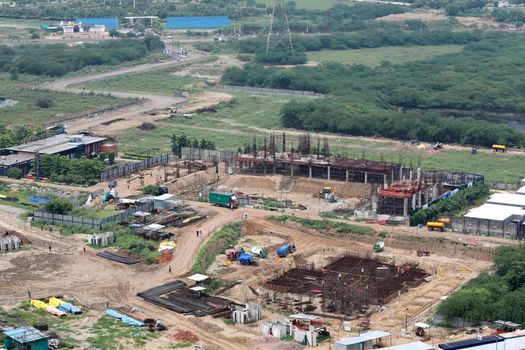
top-left (464, 203), bottom-right (525, 221)
top-left (439, 336), bottom-right (503, 350)
top-left (76, 17), bottom-right (119, 29)
top-left (379, 341), bottom-right (434, 350)
top-left (336, 331), bottom-right (391, 346)
top-left (166, 16), bottom-right (230, 29)
top-left (487, 193), bottom-right (525, 207)
top-left (4, 326), bottom-right (48, 343)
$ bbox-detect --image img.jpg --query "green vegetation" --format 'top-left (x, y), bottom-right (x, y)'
top-left (44, 198), bottom-right (73, 215)
top-left (143, 184), bottom-right (164, 196)
top-left (0, 36), bottom-right (164, 77)
top-left (171, 133), bottom-right (216, 157)
top-left (0, 83), bottom-right (124, 126)
top-left (37, 154), bottom-right (106, 185)
top-left (223, 33), bottom-right (525, 148)
top-left (170, 342), bottom-right (194, 348)
top-left (193, 221), bottom-right (242, 273)
top-left (77, 57), bottom-right (217, 94)
top-left (114, 230), bottom-right (162, 264)
top-left (438, 245), bottom-right (525, 323)
top-left (410, 183), bottom-right (490, 225)
top-left (69, 207), bottom-right (118, 220)
top-left (307, 45), bottom-right (465, 67)
top-left (268, 215), bottom-right (375, 235)
top-left (87, 315), bottom-right (159, 350)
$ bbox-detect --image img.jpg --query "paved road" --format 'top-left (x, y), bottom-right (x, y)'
top-left (39, 53), bottom-right (205, 134)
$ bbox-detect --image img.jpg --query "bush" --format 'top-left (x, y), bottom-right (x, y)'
top-left (143, 184), bottom-right (162, 196)
top-left (36, 97), bottom-right (53, 108)
top-left (7, 167), bottom-right (23, 179)
top-left (44, 198), bottom-right (73, 215)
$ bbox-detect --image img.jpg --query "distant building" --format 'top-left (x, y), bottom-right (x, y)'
top-left (166, 16), bottom-right (230, 29)
top-left (76, 17), bottom-right (119, 30)
top-left (3, 326), bottom-right (49, 350)
top-left (0, 134), bottom-right (107, 177)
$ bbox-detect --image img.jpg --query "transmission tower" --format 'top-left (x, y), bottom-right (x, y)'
top-left (266, 0), bottom-right (294, 54)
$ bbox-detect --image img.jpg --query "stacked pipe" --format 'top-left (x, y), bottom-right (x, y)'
top-left (89, 232), bottom-right (116, 246)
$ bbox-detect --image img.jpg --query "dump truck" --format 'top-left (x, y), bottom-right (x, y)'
top-left (251, 247), bottom-right (268, 258)
top-left (492, 144), bottom-right (507, 152)
top-left (277, 243), bottom-right (296, 258)
top-left (208, 192), bottom-right (238, 209)
top-left (426, 221), bottom-right (445, 232)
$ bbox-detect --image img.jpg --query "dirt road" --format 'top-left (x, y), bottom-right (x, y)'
top-left (38, 54), bottom-right (208, 134)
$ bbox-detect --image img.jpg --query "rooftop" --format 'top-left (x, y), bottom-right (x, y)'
top-left (336, 330), bottom-right (391, 345)
top-left (439, 335), bottom-right (503, 350)
top-left (487, 193), bottom-right (525, 207)
top-left (4, 134), bottom-right (106, 155)
top-left (4, 326), bottom-right (48, 343)
top-left (188, 273), bottom-right (209, 282)
top-left (464, 203), bottom-right (525, 221)
top-left (0, 153), bottom-right (35, 166)
top-left (381, 341), bottom-right (434, 350)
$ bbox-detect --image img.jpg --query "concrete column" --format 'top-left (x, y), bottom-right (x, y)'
top-left (409, 169), bottom-right (413, 181)
top-left (291, 164), bottom-right (294, 177)
top-left (327, 166), bottom-right (331, 180)
top-left (417, 167), bottom-right (421, 182)
top-left (403, 197), bottom-right (408, 218)
top-left (309, 166), bottom-right (312, 178)
top-left (364, 172), bottom-right (368, 184)
top-left (412, 194), bottom-right (416, 210)
top-left (391, 169), bottom-right (394, 183)
top-left (346, 169), bottom-right (349, 182)
top-left (418, 190), bottom-right (422, 208)
top-left (399, 166), bottom-right (403, 180)
top-left (383, 174), bottom-right (387, 189)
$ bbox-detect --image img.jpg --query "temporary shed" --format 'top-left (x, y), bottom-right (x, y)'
top-left (496, 330), bottom-right (525, 350)
top-left (464, 203), bottom-right (525, 221)
top-left (336, 331), bottom-right (391, 350)
top-left (3, 326), bottom-right (49, 350)
top-left (143, 223), bottom-right (165, 231)
top-left (188, 273), bottom-right (210, 283)
top-left (486, 193), bottom-right (525, 207)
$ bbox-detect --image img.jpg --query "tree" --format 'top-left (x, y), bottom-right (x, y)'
top-left (107, 151), bottom-right (115, 165)
top-left (36, 97), bottom-right (53, 108)
top-left (44, 198), bottom-right (73, 215)
top-left (98, 152), bottom-right (107, 162)
top-left (108, 29), bottom-right (121, 38)
top-left (143, 184), bottom-right (162, 195)
top-left (7, 167), bottom-right (23, 179)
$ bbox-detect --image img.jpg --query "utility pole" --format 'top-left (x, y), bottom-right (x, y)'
top-left (266, 0), bottom-right (294, 54)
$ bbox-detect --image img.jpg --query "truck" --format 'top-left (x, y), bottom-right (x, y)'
top-left (277, 243), bottom-right (296, 258)
top-left (238, 253), bottom-right (257, 265)
top-left (426, 221), bottom-right (445, 232)
top-left (208, 192), bottom-right (238, 209)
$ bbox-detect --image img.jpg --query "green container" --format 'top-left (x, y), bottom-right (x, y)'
top-left (208, 192), bottom-right (234, 206)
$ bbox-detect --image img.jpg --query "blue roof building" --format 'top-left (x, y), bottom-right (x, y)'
top-left (76, 17), bottom-right (119, 29)
top-left (166, 16), bottom-right (230, 29)
top-left (3, 326), bottom-right (49, 350)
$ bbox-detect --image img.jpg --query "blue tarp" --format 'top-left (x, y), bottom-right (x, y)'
top-left (76, 17), bottom-right (119, 29)
top-left (238, 253), bottom-right (253, 264)
top-left (166, 16), bottom-right (230, 29)
top-left (28, 196), bottom-right (50, 203)
top-left (277, 245), bottom-right (289, 256)
top-left (104, 309), bottom-right (145, 327)
top-left (58, 303), bottom-right (82, 314)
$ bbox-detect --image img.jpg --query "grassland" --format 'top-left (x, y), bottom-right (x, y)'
top-left (307, 45), bottom-right (465, 66)
top-left (76, 57), bottom-right (219, 95)
top-left (0, 80), bottom-right (125, 126)
top-left (116, 91), bottom-right (525, 184)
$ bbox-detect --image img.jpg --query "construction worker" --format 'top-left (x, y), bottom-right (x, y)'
top-left (48, 244), bottom-right (51, 252)
top-left (27, 289), bottom-right (31, 299)
top-left (168, 265), bottom-right (172, 274)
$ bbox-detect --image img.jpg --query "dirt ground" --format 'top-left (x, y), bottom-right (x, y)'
top-left (376, 12), bottom-right (448, 22)
top-left (0, 169), bottom-right (511, 349)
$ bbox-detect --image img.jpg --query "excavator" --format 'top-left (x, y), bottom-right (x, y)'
top-left (314, 186), bottom-right (336, 203)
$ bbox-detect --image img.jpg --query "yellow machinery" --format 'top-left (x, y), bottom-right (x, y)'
top-left (426, 221), bottom-right (445, 231)
top-left (492, 144), bottom-right (507, 152)
top-left (314, 186), bottom-right (336, 198)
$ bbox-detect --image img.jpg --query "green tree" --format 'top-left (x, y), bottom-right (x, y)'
top-left (7, 167), bottom-right (23, 179)
top-left (107, 151), bottom-right (115, 165)
top-left (44, 198), bottom-right (73, 215)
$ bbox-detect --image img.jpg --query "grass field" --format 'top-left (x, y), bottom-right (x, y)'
top-left (307, 45), bottom-right (465, 66)
top-left (115, 92), bottom-right (525, 185)
top-left (258, 0), bottom-right (350, 10)
top-left (0, 81), bottom-right (126, 126)
top-left (76, 57), bottom-right (218, 95)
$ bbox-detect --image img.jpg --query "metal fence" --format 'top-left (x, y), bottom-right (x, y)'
top-left (181, 147), bottom-right (237, 163)
top-left (34, 201), bottom-right (154, 229)
top-left (219, 85), bottom-right (323, 97)
top-left (450, 215), bottom-right (522, 239)
top-left (100, 154), bottom-right (175, 182)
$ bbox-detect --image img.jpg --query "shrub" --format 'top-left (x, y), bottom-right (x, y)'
top-left (143, 184), bottom-right (162, 196)
top-left (44, 198), bottom-right (73, 215)
top-left (36, 97), bottom-right (53, 108)
top-left (7, 167), bottom-right (23, 179)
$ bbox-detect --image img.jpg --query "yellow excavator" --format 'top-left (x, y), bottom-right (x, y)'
top-left (314, 186), bottom-right (337, 202)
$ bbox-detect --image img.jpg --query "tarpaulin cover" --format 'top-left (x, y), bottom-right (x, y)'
top-left (166, 16), bottom-right (230, 29)
top-left (238, 253), bottom-right (253, 263)
top-left (49, 297), bottom-right (82, 314)
top-left (105, 309), bottom-right (145, 327)
top-left (31, 299), bottom-right (66, 317)
top-left (29, 196), bottom-right (50, 203)
top-left (76, 17), bottom-right (119, 29)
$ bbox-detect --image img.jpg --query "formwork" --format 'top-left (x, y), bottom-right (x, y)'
top-left (266, 255), bottom-right (429, 316)
top-left (238, 154), bottom-right (401, 185)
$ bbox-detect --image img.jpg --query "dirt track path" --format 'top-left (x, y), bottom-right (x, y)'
top-left (38, 54), bottom-right (208, 134)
